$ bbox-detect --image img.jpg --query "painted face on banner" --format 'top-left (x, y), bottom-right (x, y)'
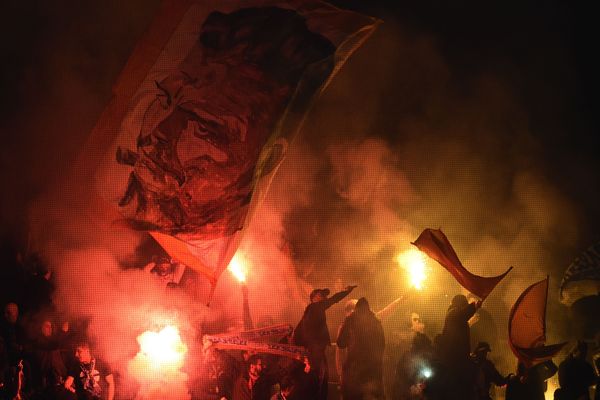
top-left (117, 8), bottom-right (334, 239)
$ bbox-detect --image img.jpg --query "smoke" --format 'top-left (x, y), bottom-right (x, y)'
top-left (271, 20), bottom-right (581, 371)
top-left (4, 2), bottom-right (593, 398)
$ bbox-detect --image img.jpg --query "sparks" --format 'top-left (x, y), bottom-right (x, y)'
top-left (228, 252), bottom-right (248, 283)
top-left (396, 249), bottom-right (427, 290)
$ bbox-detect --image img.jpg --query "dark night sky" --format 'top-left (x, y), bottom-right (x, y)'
top-left (0, 0), bottom-right (598, 254)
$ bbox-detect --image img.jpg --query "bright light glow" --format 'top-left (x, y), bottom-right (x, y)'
top-left (228, 252), bottom-right (248, 283)
top-left (421, 367), bottom-right (433, 379)
top-left (136, 325), bottom-right (187, 370)
top-left (396, 249), bottom-right (427, 290)
top-left (545, 378), bottom-right (557, 400)
top-left (128, 324), bottom-right (190, 399)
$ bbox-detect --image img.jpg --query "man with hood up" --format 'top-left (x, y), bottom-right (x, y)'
top-left (435, 294), bottom-right (481, 400)
top-left (337, 297), bottom-right (385, 400)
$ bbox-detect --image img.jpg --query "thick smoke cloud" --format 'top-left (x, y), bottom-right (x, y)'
top-left (272, 21), bottom-right (583, 370)
top-left (1, 1), bottom-right (597, 397)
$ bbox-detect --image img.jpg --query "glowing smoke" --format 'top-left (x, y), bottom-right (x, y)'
top-left (396, 249), bottom-right (428, 290)
top-left (11, 3), bottom-right (593, 397)
top-left (227, 252), bottom-right (248, 284)
top-left (128, 325), bottom-right (189, 400)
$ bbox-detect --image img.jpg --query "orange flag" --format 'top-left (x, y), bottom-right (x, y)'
top-left (412, 228), bottom-right (512, 300)
top-left (508, 277), bottom-right (567, 366)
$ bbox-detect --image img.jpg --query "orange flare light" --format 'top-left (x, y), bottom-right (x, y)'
top-left (227, 252), bottom-right (248, 283)
top-left (396, 249), bottom-right (428, 290)
top-left (128, 324), bottom-right (190, 399)
top-left (136, 325), bottom-right (187, 371)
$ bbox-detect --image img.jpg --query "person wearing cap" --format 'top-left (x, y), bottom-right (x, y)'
top-left (337, 297), bottom-right (385, 400)
top-left (143, 255), bottom-right (186, 288)
top-left (293, 285), bottom-right (357, 400)
top-left (470, 341), bottom-right (510, 400)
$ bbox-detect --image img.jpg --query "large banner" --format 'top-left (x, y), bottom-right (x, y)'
top-left (88, 0), bottom-right (379, 298)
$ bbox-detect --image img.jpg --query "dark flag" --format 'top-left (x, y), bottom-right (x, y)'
top-left (412, 228), bottom-right (512, 300)
top-left (89, 0), bottom-right (379, 299)
top-left (508, 277), bottom-right (567, 367)
top-left (560, 240), bottom-right (600, 305)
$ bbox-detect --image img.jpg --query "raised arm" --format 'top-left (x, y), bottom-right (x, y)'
top-left (105, 373), bottom-right (115, 400)
top-left (323, 286), bottom-right (357, 310)
top-left (375, 295), bottom-right (404, 320)
top-left (64, 376), bottom-right (75, 393)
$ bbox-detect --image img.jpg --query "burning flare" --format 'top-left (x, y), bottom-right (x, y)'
top-left (137, 325), bottom-right (187, 369)
top-left (396, 249), bottom-right (428, 290)
top-left (128, 325), bottom-right (190, 400)
top-left (228, 252), bottom-right (248, 283)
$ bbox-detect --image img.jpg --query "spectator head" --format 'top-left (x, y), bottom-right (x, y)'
top-left (473, 341), bottom-right (491, 359)
top-left (309, 288), bottom-right (330, 303)
top-left (411, 312), bottom-right (425, 333)
top-left (450, 294), bottom-right (468, 310)
top-left (74, 341), bottom-right (93, 364)
top-left (4, 303), bottom-right (18, 324)
top-left (152, 255), bottom-right (173, 276)
top-left (344, 299), bottom-right (358, 316)
top-left (41, 319), bottom-right (53, 338)
top-left (355, 297), bottom-right (370, 312)
top-left (247, 354), bottom-right (264, 380)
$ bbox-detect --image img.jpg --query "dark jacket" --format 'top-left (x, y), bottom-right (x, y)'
top-left (337, 307), bottom-right (385, 376)
top-left (505, 361), bottom-right (557, 400)
top-left (557, 355), bottom-right (596, 400)
top-left (438, 303), bottom-right (476, 365)
top-left (472, 356), bottom-right (509, 400)
top-left (293, 288), bottom-right (353, 351)
top-left (337, 303), bottom-right (385, 400)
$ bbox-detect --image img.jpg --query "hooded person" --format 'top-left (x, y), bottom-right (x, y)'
top-left (293, 285), bottom-right (356, 400)
top-left (435, 294), bottom-right (481, 400)
top-left (336, 297), bottom-right (385, 400)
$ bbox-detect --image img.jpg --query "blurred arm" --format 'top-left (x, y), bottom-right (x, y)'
top-left (242, 284), bottom-right (254, 331)
top-left (105, 374), bottom-right (115, 400)
top-left (375, 296), bottom-right (404, 320)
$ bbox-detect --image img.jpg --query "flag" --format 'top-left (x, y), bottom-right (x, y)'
top-left (560, 240), bottom-right (600, 305)
top-left (412, 228), bottom-right (512, 300)
top-left (89, 0), bottom-right (380, 299)
top-left (508, 277), bottom-right (567, 367)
